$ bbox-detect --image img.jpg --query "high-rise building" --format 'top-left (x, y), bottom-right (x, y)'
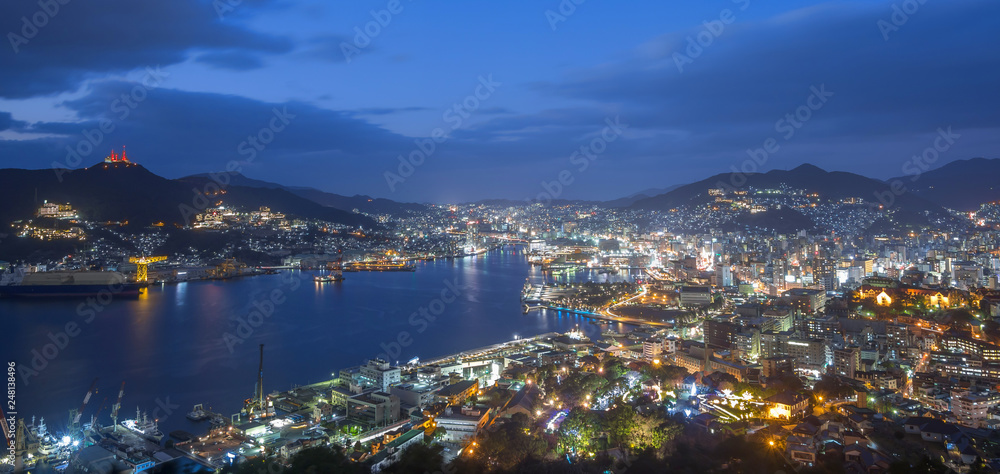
top-left (833, 346), bottom-right (860, 378)
top-left (359, 358), bottom-right (401, 392)
top-left (704, 320), bottom-right (738, 350)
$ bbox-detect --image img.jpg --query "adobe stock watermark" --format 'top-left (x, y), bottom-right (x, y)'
top-left (545, 0), bottom-right (588, 31)
top-left (340, 0), bottom-right (413, 62)
top-left (375, 277), bottom-right (467, 363)
top-left (716, 84), bottom-right (833, 193)
top-left (673, 0), bottom-right (750, 73)
top-left (526, 116), bottom-right (628, 205)
top-left (179, 107), bottom-right (295, 225)
top-left (213, 0), bottom-right (247, 20)
top-left (7, 0), bottom-right (72, 54)
top-left (877, 0), bottom-right (928, 41)
top-left (221, 271), bottom-right (306, 353)
top-left (17, 280), bottom-right (131, 386)
top-left (144, 396), bottom-right (180, 424)
top-left (874, 126), bottom-right (959, 208)
top-left (384, 74), bottom-right (501, 192)
top-left (50, 67), bottom-right (170, 182)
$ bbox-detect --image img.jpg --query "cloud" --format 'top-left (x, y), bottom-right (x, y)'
top-left (0, 0), bottom-right (293, 98)
top-left (353, 106), bottom-right (431, 116)
top-left (0, 112), bottom-right (27, 131)
top-left (195, 51), bottom-right (266, 71)
top-left (0, 81), bottom-right (416, 179)
top-left (2, 1), bottom-right (998, 201)
top-left (300, 34), bottom-right (359, 63)
top-left (539, 1), bottom-right (1000, 141)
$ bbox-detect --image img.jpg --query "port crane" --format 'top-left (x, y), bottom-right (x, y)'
top-left (0, 406), bottom-right (10, 446)
top-left (69, 378), bottom-right (98, 432)
top-left (110, 381), bottom-right (125, 429)
top-left (88, 397), bottom-right (110, 433)
top-left (129, 255), bottom-right (167, 282)
top-left (242, 344), bottom-right (271, 419)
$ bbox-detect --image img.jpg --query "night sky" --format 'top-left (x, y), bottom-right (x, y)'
top-left (0, 0), bottom-right (997, 203)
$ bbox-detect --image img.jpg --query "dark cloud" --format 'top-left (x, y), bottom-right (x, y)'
top-left (300, 35), bottom-right (358, 63)
top-left (0, 0), bottom-right (292, 97)
top-left (1, 1), bottom-right (999, 201)
top-left (195, 51), bottom-right (266, 71)
top-left (0, 81), bottom-right (455, 196)
top-left (0, 112), bottom-right (27, 131)
top-left (538, 1), bottom-right (1000, 142)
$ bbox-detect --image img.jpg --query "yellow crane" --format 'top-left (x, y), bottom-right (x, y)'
top-left (129, 255), bottom-right (167, 282)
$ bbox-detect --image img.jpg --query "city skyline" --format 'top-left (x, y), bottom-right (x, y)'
top-left (0, 0), bottom-right (998, 202)
top-left (4, 2), bottom-right (1000, 473)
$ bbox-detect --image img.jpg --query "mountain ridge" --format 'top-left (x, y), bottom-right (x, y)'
top-left (0, 163), bottom-right (376, 228)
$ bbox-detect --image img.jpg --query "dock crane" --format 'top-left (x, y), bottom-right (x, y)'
top-left (129, 255), bottom-right (167, 283)
top-left (88, 397), bottom-right (110, 433)
top-left (110, 381), bottom-right (125, 430)
top-left (69, 378), bottom-right (98, 432)
top-left (0, 406), bottom-right (9, 447)
top-left (242, 344), bottom-right (271, 419)
top-left (325, 248), bottom-right (345, 280)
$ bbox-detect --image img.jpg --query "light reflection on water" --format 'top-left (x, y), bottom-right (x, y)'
top-left (1, 247), bottom-right (632, 436)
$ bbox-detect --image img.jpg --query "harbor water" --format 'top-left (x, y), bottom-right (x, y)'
top-left (0, 247), bottom-right (635, 438)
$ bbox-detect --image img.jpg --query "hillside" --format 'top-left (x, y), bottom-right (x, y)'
top-left (0, 163), bottom-right (375, 228)
top-left (180, 173), bottom-right (426, 216)
top-left (887, 157), bottom-right (1000, 211)
top-left (632, 164), bottom-right (944, 212)
top-left (630, 164), bottom-right (949, 231)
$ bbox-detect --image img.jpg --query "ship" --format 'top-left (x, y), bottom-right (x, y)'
top-left (0, 270), bottom-right (141, 298)
top-left (316, 251), bottom-right (346, 281)
top-left (121, 408), bottom-right (164, 443)
top-left (186, 404), bottom-right (209, 422)
top-left (313, 273), bottom-right (344, 283)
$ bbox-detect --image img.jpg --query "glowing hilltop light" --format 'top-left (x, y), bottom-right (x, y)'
top-left (104, 146), bottom-right (131, 163)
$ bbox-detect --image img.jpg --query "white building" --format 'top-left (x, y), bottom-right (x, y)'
top-left (360, 359), bottom-right (401, 392)
top-left (951, 390), bottom-right (1000, 428)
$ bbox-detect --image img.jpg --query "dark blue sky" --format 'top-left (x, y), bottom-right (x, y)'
top-left (1, 0), bottom-right (997, 202)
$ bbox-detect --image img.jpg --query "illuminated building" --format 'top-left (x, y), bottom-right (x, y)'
top-left (942, 335), bottom-right (1000, 362)
top-left (36, 201), bottom-right (77, 219)
top-left (782, 288), bottom-right (827, 314)
top-left (950, 390), bottom-right (1000, 428)
top-left (704, 319), bottom-right (738, 350)
top-left (833, 347), bottom-right (860, 378)
top-left (786, 338), bottom-right (830, 370)
top-left (359, 359), bottom-right (402, 392)
top-left (435, 406), bottom-right (488, 443)
top-left (679, 285), bottom-right (712, 306)
top-left (346, 391), bottom-right (401, 426)
top-left (875, 291), bottom-right (892, 306)
top-left (766, 391), bottom-right (809, 419)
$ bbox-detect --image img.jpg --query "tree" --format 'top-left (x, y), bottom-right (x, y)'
top-left (606, 403), bottom-right (637, 450)
top-left (602, 358), bottom-right (628, 380)
top-left (287, 446), bottom-right (361, 474)
top-left (558, 408), bottom-right (599, 454)
top-left (382, 443), bottom-right (444, 474)
top-left (632, 415), bottom-right (681, 453)
top-left (813, 375), bottom-right (855, 400)
top-left (468, 419), bottom-right (548, 471)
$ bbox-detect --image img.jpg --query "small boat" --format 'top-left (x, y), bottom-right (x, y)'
top-left (314, 275), bottom-right (345, 282)
top-left (187, 404), bottom-right (209, 421)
